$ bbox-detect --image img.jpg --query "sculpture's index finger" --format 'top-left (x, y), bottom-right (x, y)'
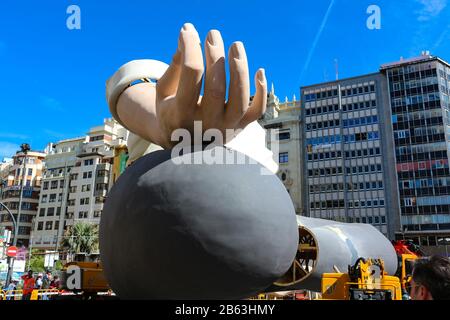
top-left (176, 23), bottom-right (205, 110)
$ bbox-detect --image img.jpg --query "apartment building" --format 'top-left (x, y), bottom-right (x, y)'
top-left (0, 149), bottom-right (46, 247)
top-left (32, 137), bottom-right (85, 250)
top-left (381, 53), bottom-right (450, 252)
top-left (66, 118), bottom-right (128, 227)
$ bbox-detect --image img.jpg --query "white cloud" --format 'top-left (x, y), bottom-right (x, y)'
top-left (0, 142), bottom-right (19, 159)
top-left (299, 0), bottom-right (336, 83)
top-left (433, 24), bottom-right (450, 49)
top-left (416, 0), bottom-right (448, 21)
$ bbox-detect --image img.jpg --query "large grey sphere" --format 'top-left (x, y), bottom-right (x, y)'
top-left (100, 147), bottom-right (298, 299)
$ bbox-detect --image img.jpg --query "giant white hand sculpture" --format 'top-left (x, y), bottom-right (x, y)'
top-left (114, 23), bottom-right (267, 149)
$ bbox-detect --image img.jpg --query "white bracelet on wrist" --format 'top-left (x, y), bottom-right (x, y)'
top-left (106, 59), bottom-right (169, 127)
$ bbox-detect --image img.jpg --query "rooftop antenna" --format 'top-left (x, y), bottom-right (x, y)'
top-left (334, 59), bottom-right (339, 81)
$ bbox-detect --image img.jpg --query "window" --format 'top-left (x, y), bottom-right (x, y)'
top-left (47, 207), bottom-right (55, 216)
top-left (43, 181), bottom-right (49, 190)
top-left (28, 168), bottom-right (33, 176)
top-left (18, 226), bottom-right (31, 235)
top-left (37, 222), bottom-right (44, 231)
top-left (90, 135), bottom-right (104, 142)
top-left (82, 185), bottom-right (91, 192)
top-left (80, 198), bottom-right (90, 205)
top-left (278, 131), bottom-right (291, 141)
top-left (42, 195), bottom-right (48, 203)
top-left (51, 181), bottom-right (58, 189)
top-left (49, 194), bottom-right (56, 203)
top-left (95, 197), bottom-right (105, 204)
top-left (55, 221), bottom-right (60, 230)
top-left (70, 174), bottom-right (78, 180)
top-left (45, 221), bottom-right (53, 230)
top-left (59, 180), bottom-right (65, 188)
top-left (78, 211), bottom-right (88, 219)
top-left (96, 183), bottom-right (108, 191)
top-left (83, 171), bottom-right (93, 179)
top-left (94, 211), bottom-right (101, 218)
top-left (97, 170), bottom-right (108, 177)
top-left (56, 207), bottom-right (61, 216)
top-left (279, 153), bottom-right (289, 164)
top-left (84, 159), bottom-right (94, 166)
top-left (39, 208), bottom-right (45, 217)
top-left (69, 186), bottom-right (77, 193)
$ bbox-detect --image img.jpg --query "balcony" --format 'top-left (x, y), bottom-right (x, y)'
top-left (43, 172), bottom-right (65, 179)
top-left (76, 144), bottom-right (105, 158)
top-left (110, 137), bottom-right (127, 148)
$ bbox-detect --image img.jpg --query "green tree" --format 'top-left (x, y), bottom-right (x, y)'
top-left (60, 222), bottom-right (99, 261)
top-left (54, 260), bottom-right (64, 271)
top-left (27, 249), bottom-right (45, 272)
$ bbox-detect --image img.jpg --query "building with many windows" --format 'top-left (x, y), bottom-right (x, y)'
top-left (66, 118), bottom-right (128, 228)
top-left (31, 118), bottom-right (129, 252)
top-left (381, 53), bottom-right (450, 252)
top-left (32, 137), bottom-right (85, 250)
top-left (0, 149), bottom-right (46, 247)
top-left (301, 73), bottom-right (400, 238)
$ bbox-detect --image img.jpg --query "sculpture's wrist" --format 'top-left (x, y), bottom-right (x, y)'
top-left (117, 83), bottom-right (164, 147)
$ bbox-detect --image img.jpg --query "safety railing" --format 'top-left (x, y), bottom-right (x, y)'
top-left (1, 290), bottom-right (24, 301)
top-left (1, 288), bottom-right (115, 300)
top-left (31, 289), bottom-right (61, 300)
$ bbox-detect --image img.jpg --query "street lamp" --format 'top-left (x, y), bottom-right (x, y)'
top-left (5, 143), bottom-right (31, 287)
top-left (2, 202), bottom-right (17, 288)
top-left (14, 143), bottom-right (30, 247)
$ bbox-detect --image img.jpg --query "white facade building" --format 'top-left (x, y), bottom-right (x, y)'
top-left (32, 137), bottom-right (85, 250)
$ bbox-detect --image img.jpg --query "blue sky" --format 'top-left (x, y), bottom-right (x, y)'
top-left (0, 0), bottom-right (449, 159)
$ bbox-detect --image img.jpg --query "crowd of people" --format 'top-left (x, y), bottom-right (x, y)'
top-left (2, 270), bottom-right (60, 300)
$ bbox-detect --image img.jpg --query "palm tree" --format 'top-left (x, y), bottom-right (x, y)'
top-left (60, 222), bottom-right (99, 261)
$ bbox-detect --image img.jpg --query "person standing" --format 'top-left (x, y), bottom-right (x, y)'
top-left (21, 270), bottom-right (35, 300)
top-left (50, 275), bottom-right (60, 289)
top-left (42, 271), bottom-right (52, 289)
top-left (35, 274), bottom-right (43, 289)
top-left (5, 281), bottom-right (17, 300)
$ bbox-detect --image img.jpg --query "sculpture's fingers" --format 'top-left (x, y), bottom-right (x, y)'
top-left (200, 30), bottom-right (226, 124)
top-left (175, 23), bottom-right (204, 111)
top-left (225, 42), bottom-right (250, 126)
top-left (156, 46), bottom-right (181, 102)
top-left (238, 69), bottom-right (267, 129)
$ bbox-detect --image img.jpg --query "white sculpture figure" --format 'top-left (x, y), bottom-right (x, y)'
top-left (106, 23), bottom-right (277, 173)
